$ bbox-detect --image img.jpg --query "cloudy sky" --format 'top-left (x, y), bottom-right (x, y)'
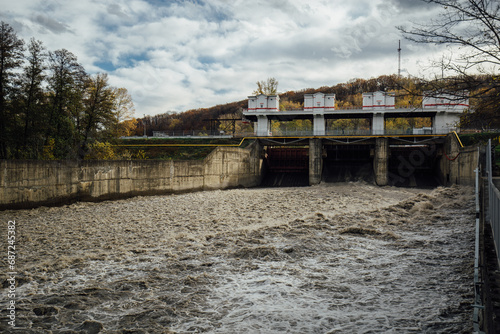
top-left (1, 0), bottom-right (446, 117)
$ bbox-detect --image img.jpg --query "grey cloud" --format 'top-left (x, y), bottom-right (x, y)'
top-left (156, 0), bottom-right (231, 23)
top-left (107, 4), bottom-right (129, 19)
top-left (0, 14), bottom-right (28, 35)
top-left (33, 14), bottom-right (71, 34)
top-left (386, 0), bottom-right (434, 11)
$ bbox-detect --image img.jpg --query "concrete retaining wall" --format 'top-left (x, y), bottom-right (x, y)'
top-left (453, 146), bottom-right (480, 186)
top-left (439, 134), bottom-right (479, 187)
top-left (0, 141), bottom-right (263, 210)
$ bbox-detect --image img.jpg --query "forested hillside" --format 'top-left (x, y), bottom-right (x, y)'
top-left (137, 73), bottom-right (497, 137)
top-left (135, 75), bottom-right (428, 136)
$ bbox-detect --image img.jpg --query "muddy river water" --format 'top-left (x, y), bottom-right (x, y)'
top-left (1, 182), bottom-right (475, 333)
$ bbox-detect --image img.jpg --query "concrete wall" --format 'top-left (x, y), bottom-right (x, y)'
top-left (308, 139), bottom-right (323, 185)
top-left (374, 138), bottom-right (389, 186)
top-left (439, 134), bottom-right (479, 186)
top-left (0, 141), bottom-right (263, 210)
top-left (453, 146), bottom-right (480, 186)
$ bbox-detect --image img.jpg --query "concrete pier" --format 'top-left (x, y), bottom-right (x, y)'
top-left (309, 138), bottom-right (323, 185)
top-left (313, 114), bottom-right (326, 136)
top-left (374, 138), bottom-right (389, 186)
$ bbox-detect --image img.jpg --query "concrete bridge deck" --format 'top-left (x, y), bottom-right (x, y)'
top-left (244, 106), bottom-right (448, 120)
top-left (243, 91), bottom-right (468, 137)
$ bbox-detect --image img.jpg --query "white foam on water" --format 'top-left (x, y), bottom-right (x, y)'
top-left (0, 183), bottom-right (474, 333)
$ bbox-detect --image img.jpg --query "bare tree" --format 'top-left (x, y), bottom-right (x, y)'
top-left (398, 0), bottom-right (500, 128)
top-left (253, 77), bottom-right (279, 95)
top-left (399, 0), bottom-right (500, 73)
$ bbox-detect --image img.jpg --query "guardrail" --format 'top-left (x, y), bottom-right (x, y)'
top-left (250, 128), bottom-right (456, 137)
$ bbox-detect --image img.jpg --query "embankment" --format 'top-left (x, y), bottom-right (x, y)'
top-left (0, 141), bottom-right (263, 210)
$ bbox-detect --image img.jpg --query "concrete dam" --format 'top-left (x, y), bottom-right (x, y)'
top-left (0, 136), bottom-right (482, 333)
top-left (0, 90), bottom-right (477, 209)
top-left (242, 90), bottom-right (475, 189)
top-left (0, 132), bottom-right (477, 210)
top-left (0, 90), bottom-right (491, 333)
top-left (259, 135), bottom-right (452, 188)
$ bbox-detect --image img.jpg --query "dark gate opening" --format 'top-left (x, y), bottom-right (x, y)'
top-left (261, 147), bottom-right (309, 187)
top-left (322, 145), bottom-right (374, 183)
top-left (388, 145), bottom-right (441, 188)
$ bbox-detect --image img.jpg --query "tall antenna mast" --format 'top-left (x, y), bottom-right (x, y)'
top-left (398, 40), bottom-right (402, 78)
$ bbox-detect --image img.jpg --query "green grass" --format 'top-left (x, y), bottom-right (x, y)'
top-left (115, 138), bottom-right (252, 160)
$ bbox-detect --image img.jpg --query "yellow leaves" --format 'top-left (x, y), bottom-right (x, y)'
top-left (395, 92), bottom-right (422, 108)
top-left (168, 118), bottom-right (182, 130)
top-left (328, 119), bottom-right (370, 130)
top-left (336, 93), bottom-right (362, 108)
top-left (85, 141), bottom-right (116, 160)
top-left (385, 117), bottom-right (431, 130)
top-left (280, 99), bottom-right (303, 111)
top-left (116, 118), bottom-right (138, 137)
top-left (253, 77), bottom-right (279, 95)
top-left (271, 119), bottom-right (312, 135)
top-left (134, 150), bottom-right (148, 160)
top-left (42, 138), bottom-right (56, 160)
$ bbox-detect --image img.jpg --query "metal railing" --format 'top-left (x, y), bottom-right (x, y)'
top-left (478, 138), bottom-right (500, 333)
top-left (486, 139), bottom-right (500, 267)
top-left (256, 128), bottom-right (457, 137)
top-left (152, 131), bottom-right (233, 138)
top-left (121, 128), bottom-right (461, 140)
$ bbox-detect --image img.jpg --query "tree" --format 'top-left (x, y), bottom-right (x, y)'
top-left (46, 49), bottom-right (87, 158)
top-left (0, 22), bottom-right (24, 158)
top-left (280, 99), bottom-right (302, 111)
top-left (107, 87), bottom-right (136, 138)
top-left (18, 38), bottom-right (47, 158)
top-left (253, 77), bottom-right (279, 95)
top-left (79, 73), bottom-right (116, 159)
top-left (399, 0), bottom-right (500, 73)
top-left (398, 0), bottom-right (500, 128)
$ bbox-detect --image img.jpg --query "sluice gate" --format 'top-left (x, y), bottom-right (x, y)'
top-left (388, 144), bottom-right (442, 188)
top-left (257, 135), bottom-right (450, 188)
top-left (261, 147), bottom-right (309, 187)
top-left (323, 144), bottom-right (375, 183)
top-left (266, 148), bottom-right (308, 172)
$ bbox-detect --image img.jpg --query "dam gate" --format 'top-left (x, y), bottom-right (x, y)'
top-left (259, 135), bottom-right (448, 188)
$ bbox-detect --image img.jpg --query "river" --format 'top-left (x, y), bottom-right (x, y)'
top-left (0, 182), bottom-right (474, 333)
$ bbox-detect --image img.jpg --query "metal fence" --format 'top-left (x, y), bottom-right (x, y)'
top-left (474, 162), bottom-right (484, 333)
top-left (243, 128), bottom-right (458, 137)
top-left (480, 139), bottom-right (500, 333)
top-left (121, 128), bottom-right (461, 139)
top-left (486, 139), bottom-right (500, 267)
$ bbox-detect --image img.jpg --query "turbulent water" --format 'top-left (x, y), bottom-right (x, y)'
top-left (1, 183), bottom-right (475, 333)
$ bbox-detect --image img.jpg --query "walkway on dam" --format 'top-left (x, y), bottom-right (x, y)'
top-left (243, 91), bottom-right (468, 137)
